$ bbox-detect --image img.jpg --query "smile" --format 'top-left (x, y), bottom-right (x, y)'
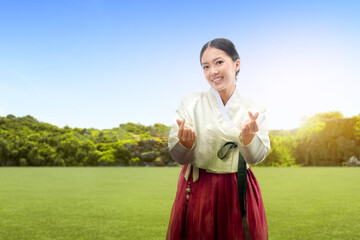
top-left (212, 77), bottom-right (223, 82)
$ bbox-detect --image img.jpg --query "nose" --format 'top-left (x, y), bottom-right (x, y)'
top-left (210, 67), bottom-right (218, 76)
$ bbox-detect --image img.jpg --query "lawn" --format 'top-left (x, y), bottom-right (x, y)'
top-left (0, 167), bottom-right (359, 240)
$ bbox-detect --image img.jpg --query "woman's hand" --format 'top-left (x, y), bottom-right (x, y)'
top-left (240, 111), bottom-right (259, 146)
top-left (176, 119), bottom-right (196, 149)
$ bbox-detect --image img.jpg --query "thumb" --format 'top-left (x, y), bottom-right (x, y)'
top-left (176, 119), bottom-right (182, 127)
top-left (248, 111), bottom-right (259, 121)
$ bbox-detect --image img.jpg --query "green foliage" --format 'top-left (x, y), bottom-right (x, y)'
top-left (295, 116), bottom-right (359, 166)
top-left (0, 115), bottom-right (171, 167)
top-left (262, 111), bottom-right (359, 167)
top-left (1, 111), bottom-right (359, 167)
top-left (119, 122), bottom-right (149, 135)
top-left (19, 158), bottom-right (27, 166)
top-left (129, 157), bottom-right (141, 166)
top-left (296, 111), bottom-right (343, 142)
top-left (149, 123), bottom-right (171, 137)
top-left (261, 132), bottom-right (297, 166)
top-left (354, 114), bottom-right (360, 141)
top-left (98, 149), bottom-right (116, 165)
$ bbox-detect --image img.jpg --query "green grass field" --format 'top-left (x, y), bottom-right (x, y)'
top-left (0, 167), bottom-right (359, 240)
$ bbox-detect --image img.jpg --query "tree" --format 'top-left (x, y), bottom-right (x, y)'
top-left (262, 132), bottom-right (297, 166)
top-left (354, 115), bottom-right (360, 141)
top-left (295, 112), bottom-right (359, 166)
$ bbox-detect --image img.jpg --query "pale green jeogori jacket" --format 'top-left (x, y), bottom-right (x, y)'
top-left (168, 86), bottom-right (270, 182)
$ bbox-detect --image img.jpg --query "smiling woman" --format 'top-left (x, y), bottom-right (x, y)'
top-left (166, 38), bottom-right (270, 240)
top-left (200, 46), bottom-right (240, 106)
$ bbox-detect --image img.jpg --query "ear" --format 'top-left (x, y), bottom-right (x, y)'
top-left (234, 59), bottom-right (240, 72)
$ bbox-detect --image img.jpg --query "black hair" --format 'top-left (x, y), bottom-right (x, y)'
top-left (200, 38), bottom-right (240, 77)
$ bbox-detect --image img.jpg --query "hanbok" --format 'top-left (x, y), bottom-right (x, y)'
top-left (167, 86), bottom-right (270, 240)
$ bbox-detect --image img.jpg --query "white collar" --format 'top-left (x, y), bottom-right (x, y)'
top-left (211, 85), bottom-right (239, 128)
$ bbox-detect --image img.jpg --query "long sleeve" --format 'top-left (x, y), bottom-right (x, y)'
top-left (168, 95), bottom-right (197, 165)
top-left (169, 142), bottom-right (195, 165)
top-left (238, 107), bottom-right (270, 165)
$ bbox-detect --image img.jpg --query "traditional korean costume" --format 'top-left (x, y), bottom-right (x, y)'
top-left (166, 86), bottom-right (270, 240)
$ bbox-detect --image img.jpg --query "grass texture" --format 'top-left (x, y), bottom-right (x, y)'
top-left (0, 167), bottom-right (359, 240)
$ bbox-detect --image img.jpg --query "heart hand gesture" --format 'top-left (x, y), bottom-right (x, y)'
top-left (240, 111), bottom-right (259, 146)
top-left (176, 119), bottom-right (196, 149)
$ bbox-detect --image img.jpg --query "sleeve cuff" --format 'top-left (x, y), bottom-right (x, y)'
top-left (169, 141), bottom-right (195, 165)
top-left (238, 133), bottom-right (269, 165)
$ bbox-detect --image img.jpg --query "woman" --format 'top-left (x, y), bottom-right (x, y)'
top-left (167, 38), bottom-right (270, 240)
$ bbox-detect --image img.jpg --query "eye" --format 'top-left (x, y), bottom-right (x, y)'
top-left (202, 65), bottom-right (209, 70)
top-left (216, 60), bottom-right (223, 65)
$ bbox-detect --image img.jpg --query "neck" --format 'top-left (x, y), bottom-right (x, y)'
top-left (218, 84), bottom-right (236, 106)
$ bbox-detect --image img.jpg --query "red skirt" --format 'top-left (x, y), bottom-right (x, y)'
top-left (166, 164), bottom-right (268, 240)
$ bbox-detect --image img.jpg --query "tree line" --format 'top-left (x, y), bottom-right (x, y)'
top-left (0, 112), bottom-right (359, 167)
top-left (0, 115), bottom-right (172, 167)
top-left (265, 112), bottom-right (360, 166)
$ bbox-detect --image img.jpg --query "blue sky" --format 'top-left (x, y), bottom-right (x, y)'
top-left (0, 0), bottom-right (359, 130)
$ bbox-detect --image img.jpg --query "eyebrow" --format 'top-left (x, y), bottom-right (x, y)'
top-left (201, 56), bottom-right (223, 65)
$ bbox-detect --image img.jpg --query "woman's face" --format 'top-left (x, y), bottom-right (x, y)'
top-left (201, 47), bottom-right (240, 93)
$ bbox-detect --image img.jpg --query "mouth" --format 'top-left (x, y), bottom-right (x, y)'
top-left (212, 77), bottom-right (223, 84)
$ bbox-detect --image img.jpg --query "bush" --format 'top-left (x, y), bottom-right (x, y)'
top-left (20, 158), bottom-right (27, 166)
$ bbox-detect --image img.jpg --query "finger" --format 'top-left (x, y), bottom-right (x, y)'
top-left (181, 118), bottom-right (185, 129)
top-left (177, 127), bottom-right (183, 139)
top-left (240, 123), bottom-right (245, 135)
top-left (251, 123), bottom-right (257, 133)
top-left (253, 122), bottom-right (259, 132)
top-left (241, 124), bottom-right (247, 136)
top-left (176, 119), bottom-right (182, 127)
top-left (178, 119), bottom-right (186, 134)
top-left (248, 111), bottom-right (259, 121)
top-left (183, 128), bottom-right (189, 142)
top-left (188, 129), bottom-right (194, 143)
top-left (177, 119), bottom-right (185, 138)
top-left (191, 129), bottom-right (196, 142)
top-left (248, 111), bottom-right (255, 120)
top-left (246, 125), bottom-right (251, 135)
top-left (254, 122), bottom-right (259, 133)
top-left (247, 123), bottom-right (253, 134)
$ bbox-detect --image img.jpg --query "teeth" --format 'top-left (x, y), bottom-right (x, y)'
top-left (213, 77), bottom-right (222, 82)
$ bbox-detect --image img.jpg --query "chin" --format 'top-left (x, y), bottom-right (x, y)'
top-left (212, 84), bottom-right (225, 91)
